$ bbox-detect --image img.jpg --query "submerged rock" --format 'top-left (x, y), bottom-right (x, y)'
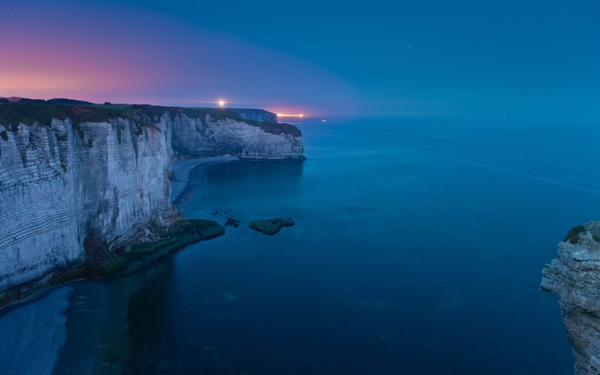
top-left (225, 218), bottom-right (240, 228)
top-left (541, 221), bottom-right (600, 375)
top-left (249, 218), bottom-right (295, 235)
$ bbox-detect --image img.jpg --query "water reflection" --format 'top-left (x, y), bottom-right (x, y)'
top-left (123, 262), bottom-right (172, 374)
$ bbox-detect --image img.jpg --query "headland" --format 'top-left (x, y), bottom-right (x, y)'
top-left (0, 98), bottom-right (305, 307)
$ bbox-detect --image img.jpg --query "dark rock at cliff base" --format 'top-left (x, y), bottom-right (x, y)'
top-left (0, 218), bottom-right (225, 307)
top-left (249, 218), bottom-right (295, 235)
top-left (195, 219), bottom-right (226, 239)
top-left (93, 219), bottom-right (224, 276)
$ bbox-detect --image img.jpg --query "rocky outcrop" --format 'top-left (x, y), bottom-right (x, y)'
top-left (0, 102), bottom-right (304, 305)
top-left (541, 222), bottom-right (600, 375)
top-left (249, 218), bottom-right (295, 235)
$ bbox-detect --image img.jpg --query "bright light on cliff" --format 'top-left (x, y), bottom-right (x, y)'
top-left (277, 114), bottom-right (304, 118)
top-left (218, 100), bottom-right (225, 107)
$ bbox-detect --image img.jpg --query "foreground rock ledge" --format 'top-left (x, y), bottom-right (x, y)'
top-left (541, 221), bottom-right (600, 375)
top-left (249, 218), bottom-right (295, 235)
top-left (0, 219), bottom-right (224, 308)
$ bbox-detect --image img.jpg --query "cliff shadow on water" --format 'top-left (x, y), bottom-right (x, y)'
top-left (122, 265), bottom-right (172, 374)
top-left (175, 159), bottom-right (304, 213)
top-left (212, 159), bottom-right (304, 185)
top-left (53, 258), bottom-right (177, 374)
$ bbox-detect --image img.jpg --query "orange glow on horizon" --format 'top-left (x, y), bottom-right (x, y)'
top-left (0, 72), bottom-right (94, 92)
top-left (276, 113), bottom-right (304, 118)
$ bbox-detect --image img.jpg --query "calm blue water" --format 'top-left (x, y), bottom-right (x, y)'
top-left (56, 117), bottom-right (600, 374)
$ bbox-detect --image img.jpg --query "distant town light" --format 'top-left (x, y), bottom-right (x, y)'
top-left (219, 100), bottom-right (225, 107)
top-left (277, 113), bottom-right (304, 118)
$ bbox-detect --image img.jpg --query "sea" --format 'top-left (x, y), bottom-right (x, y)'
top-left (3, 116), bottom-right (600, 374)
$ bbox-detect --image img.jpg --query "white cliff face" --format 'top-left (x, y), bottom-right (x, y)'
top-left (0, 118), bottom-right (175, 295)
top-left (227, 108), bottom-right (278, 122)
top-left (0, 121), bottom-right (80, 292)
top-left (170, 114), bottom-right (304, 160)
top-left (541, 222), bottom-right (600, 375)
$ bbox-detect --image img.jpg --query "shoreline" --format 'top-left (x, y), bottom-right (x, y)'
top-left (0, 286), bottom-right (74, 375)
top-left (171, 156), bottom-right (239, 203)
top-left (0, 156), bottom-right (240, 374)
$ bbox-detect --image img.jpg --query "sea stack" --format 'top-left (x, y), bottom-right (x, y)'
top-left (541, 221), bottom-right (600, 375)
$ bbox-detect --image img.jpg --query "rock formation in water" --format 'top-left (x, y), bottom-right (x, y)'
top-left (0, 102), bottom-right (304, 305)
top-left (541, 222), bottom-right (600, 375)
top-left (249, 218), bottom-right (295, 235)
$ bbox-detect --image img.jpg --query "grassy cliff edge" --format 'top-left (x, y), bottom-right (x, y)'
top-left (0, 102), bottom-right (301, 137)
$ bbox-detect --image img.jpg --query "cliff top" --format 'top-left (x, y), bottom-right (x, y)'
top-left (0, 101), bottom-right (301, 138)
top-left (0, 97), bottom-right (95, 105)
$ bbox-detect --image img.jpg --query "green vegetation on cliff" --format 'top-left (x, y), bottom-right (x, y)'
top-left (0, 101), bottom-right (301, 137)
top-left (0, 103), bottom-right (112, 128)
top-left (565, 225), bottom-right (587, 244)
top-left (0, 219), bottom-right (225, 307)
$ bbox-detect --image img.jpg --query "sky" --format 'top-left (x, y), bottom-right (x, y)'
top-left (0, 0), bottom-right (598, 119)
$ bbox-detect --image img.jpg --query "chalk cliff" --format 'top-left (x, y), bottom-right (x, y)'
top-left (228, 108), bottom-right (278, 122)
top-left (0, 103), bottom-right (304, 305)
top-left (0, 112), bottom-right (175, 301)
top-left (541, 222), bottom-right (600, 375)
top-left (166, 107), bottom-right (304, 161)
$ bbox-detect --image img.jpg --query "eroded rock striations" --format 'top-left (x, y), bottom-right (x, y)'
top-left (541, 222), bottom-right (600, 375)
top-left (228, 108), bottom-right (278, 122)
top-left (0, 102), bottom-right (304, 306)
top-left (168, 107), bottom-right (304, 161)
